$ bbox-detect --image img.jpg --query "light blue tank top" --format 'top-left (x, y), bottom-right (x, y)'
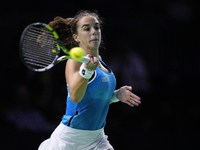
top-left (62, 59), bottom-right (116, 130)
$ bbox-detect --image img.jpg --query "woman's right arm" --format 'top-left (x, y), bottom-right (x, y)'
top-left (65, 56), bottom-right (99, 103)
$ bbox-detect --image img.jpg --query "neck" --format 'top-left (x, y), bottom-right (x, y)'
top-left (85, 49), bottom-right (99, 57)
top-left (80, 45), bottom-right (99, 57)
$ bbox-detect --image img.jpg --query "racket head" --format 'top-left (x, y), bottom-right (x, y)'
top-left (19, 22), bottom-right (62, 72)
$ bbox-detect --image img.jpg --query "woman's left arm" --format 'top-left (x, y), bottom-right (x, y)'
top-left (111, 86), bottom-right (141, 107)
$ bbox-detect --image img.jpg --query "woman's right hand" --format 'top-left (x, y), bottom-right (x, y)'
top-left (84, 54), bottom-right (99, 71)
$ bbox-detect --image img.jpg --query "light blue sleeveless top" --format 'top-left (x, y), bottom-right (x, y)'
top-left (62, 59), bottom-right (116, 130)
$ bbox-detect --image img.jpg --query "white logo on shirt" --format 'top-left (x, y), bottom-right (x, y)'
top-left (102, 77), bottom-right (109, 82)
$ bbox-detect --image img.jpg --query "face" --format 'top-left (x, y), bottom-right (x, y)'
top-left (73, 16), bottom-right (101, 51)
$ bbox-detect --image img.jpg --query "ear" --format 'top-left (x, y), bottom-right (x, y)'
top-left (73, 34), bottom-right (79, 43)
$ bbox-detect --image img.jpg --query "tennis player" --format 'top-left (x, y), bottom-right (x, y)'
top-left (38, 10), bottom-right (141, 150)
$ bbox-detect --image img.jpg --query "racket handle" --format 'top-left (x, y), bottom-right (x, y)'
top-left (79, 56), bottom-right (90, 63)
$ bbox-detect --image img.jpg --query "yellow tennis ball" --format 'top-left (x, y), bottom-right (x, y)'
top-left (69, 47), bottom-right (85, 61)
top-left (52, 49), bottom-right (56, 53)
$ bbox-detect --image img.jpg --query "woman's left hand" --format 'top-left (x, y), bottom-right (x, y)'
top-left (117, 86), bottom-right (141, 107)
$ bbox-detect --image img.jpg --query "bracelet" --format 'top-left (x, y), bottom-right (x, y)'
top-left (79, 63), bottom-right (94, 79)
top-left (110, 89), bottom-right (120, 103)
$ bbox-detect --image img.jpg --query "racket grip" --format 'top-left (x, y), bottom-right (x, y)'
top-left (79, 56), bottom-right (90, 63)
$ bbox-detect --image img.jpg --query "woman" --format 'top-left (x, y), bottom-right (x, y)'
top-left (38, 10), bottom-right (141, 150)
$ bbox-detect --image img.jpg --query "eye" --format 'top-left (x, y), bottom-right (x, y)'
top-left (94, 25), bottom-right (100, 30)
top-left (83, 26), bottom-right (90, 31)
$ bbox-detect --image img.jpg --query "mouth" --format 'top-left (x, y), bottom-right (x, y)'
top-left (90, 38), bottom-right (98, 42)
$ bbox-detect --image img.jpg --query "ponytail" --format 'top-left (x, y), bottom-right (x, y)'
top-left (48, 17), bottom-right (74, 45)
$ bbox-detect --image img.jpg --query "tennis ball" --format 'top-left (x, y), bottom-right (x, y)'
top-left (69, 47), bottom-right (85, 61)
top-left (52, 49), bottom-right (56, 53)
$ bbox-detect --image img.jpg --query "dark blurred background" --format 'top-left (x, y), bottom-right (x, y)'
top-left (0, 0), bottom-right (200, 149)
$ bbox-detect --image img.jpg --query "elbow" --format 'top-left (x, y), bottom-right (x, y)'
top-left (70, 95), bottom-right (82, 103)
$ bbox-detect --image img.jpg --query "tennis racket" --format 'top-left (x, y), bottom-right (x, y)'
top-left (19, 22), bottom-right (90, 72)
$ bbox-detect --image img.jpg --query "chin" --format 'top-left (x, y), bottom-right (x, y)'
top-left (90, 43), bottom-right (100, 49)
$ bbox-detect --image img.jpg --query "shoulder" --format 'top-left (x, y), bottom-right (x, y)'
top-left (65, 59), bottom-right (82, 73)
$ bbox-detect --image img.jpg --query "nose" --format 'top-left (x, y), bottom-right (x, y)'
top-left (92, 27), bottom-right (97, 35)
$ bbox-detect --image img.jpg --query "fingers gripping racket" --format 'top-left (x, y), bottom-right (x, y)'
top-left (19, 22), bottom-right (90, 72)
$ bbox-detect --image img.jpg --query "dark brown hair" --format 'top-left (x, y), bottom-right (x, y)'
top-left (48, 10), bottom-right (103, 47)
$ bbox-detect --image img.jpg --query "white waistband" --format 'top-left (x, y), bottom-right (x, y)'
top-left (54, 122), bottom-right (104, 141)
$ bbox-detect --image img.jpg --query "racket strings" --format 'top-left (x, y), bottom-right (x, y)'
top-left (21, 26), bottom-right (58, 68)
top-left (23, 34), bottom-right (56, 65)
